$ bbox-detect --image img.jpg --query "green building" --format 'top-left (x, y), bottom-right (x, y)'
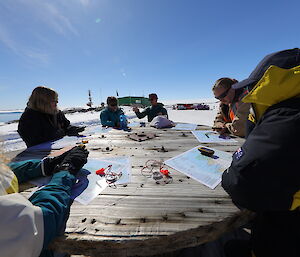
top-left (117, 96), bottom-right (150, 107)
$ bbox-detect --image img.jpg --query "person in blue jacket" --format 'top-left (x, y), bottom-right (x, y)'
top-left (0, 146), bottom-right (89, 257)
top-left (100, 96), bottom-right (124, 128)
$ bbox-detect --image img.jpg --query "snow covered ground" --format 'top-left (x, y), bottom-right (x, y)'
top-left (0, 105), bottom-right (218, 153)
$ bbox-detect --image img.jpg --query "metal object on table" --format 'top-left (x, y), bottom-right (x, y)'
top-left (127, 131), bottom-right (156, 142)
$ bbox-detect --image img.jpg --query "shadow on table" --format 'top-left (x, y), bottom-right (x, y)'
top-left (147, 228), bottom-right (250, 257)
top-left (11, 148), bottom-right (52, 162)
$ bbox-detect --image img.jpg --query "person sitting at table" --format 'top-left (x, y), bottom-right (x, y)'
top-left (133, 93), bottom-right (168, 122)
top-left (212, 78), bottom-right (250, 137)
top-left (18, 86), bottom-right (85, 148)
top-left (100, 96), bottom-right (125, 128)
top-left (222, 48), bottom-right (300, 257)
top-left (0, 146), bottom-right (89, 257)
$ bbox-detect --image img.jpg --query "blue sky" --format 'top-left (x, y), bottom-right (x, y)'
top-left (0, 0), bottom-right (299, 110)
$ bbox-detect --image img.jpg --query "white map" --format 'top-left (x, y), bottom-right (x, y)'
top-left (98, 156), bottom-right (131, 185)
top-left (30, 157), bottom-right (131, 205)
top-left (192, 130), bottom-right (238, 144)
top-left (85, 125), bottom-right (112, 135)
top-left (127, 122), bottom-right (141, 128)
top-left (171, 123), bottom-right (198, 131)
top-left (28, 136), bottom-right (81, 151)
top-left (164, 145), bottom-right (232, 189)
top-left (73, 157), bottom-right (131, 204)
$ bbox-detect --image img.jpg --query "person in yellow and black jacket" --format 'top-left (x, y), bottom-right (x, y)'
top-left (212, 78), bottom-right (250, 138)
top-left (222, 48), bottom-right (300, 257)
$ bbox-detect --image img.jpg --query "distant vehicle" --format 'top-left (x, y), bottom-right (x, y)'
top-left (176, 103), bottom-right (194, 110)
top-left (194, 103), bottom-right (210, 110)
top-left (177, 105), bottom-right (186, 110)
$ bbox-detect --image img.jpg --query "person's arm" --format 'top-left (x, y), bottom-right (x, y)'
top-left (161, 107), bottom-right (168, 118)
top-left (100, 110), bottom-right (115, 127)
top-left (135, 107), bottom-right (149, 119)
top-left (8, 160), bottom-right (44, 183)
top-left (222, 111), bottom-right (300, 212)
top-left (29, 170), bottom-right (75, 249)
top-left (225, 102), bottom-right (250, 137)
top-left (213, 104), bottom-right (227, 129)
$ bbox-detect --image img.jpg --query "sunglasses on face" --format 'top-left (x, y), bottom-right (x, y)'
top-left (109, 104), bottom-right (117, 107)
top-left (149, 98), bottom-right (156, 101)
top-left (215, 88), bottom-right (230, 100)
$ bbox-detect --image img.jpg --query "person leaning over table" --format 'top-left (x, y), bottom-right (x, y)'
top-left (0, 146), bottom-right (89, 257)
top-left (212, 78), bottom-right (250, 137)
top-left (100, 96), bottom-right (124, 128)
top-left (222, 48), bottom-right (300, 257)
top-left (132, 93), bottom-right (168, 122)
top-left (18, 86), bottom-right (85, 148)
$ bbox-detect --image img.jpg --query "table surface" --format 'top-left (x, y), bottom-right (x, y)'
top-left (10, 124), bottom-right (252, 257)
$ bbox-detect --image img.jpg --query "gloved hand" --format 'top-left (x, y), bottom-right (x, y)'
top-left (54, 146), bottom-right (89, 175)
top-left (43, 147), bottom-right (75, 176)
top-left (66, 126), bottom-right (85, 136)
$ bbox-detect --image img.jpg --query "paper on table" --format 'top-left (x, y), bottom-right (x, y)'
top-left (85, 125), bottom-right (112, 135)
top-left (192, 130), bottom-right (237, 144)
top-left (30, 158), bottom-right (129, 205)
top-left (127, 122), bottom-right (141, 128)
top-left (74, 159), bottom-right (127, 204)
top-left (97, 156), bottom-right (131, 185)
top-left (28, 136), bottom-right (81, 151)
top-left (171, 123), bottom-right (198, 131)
top-left (126, 115), bottom-right (137, 119)
top-left (164, 145), bottom-right (232, 189)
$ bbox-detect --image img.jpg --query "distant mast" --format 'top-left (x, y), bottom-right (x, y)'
top-left (87, 90), bottom-right (93, 108)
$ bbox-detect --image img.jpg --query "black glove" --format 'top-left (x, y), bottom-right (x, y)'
top-left (66, 126), bottom-right (85, 136)
top-left (54, 146), bottom-right (89, 175)
top-left (43, 147), bottom-right (74, 176)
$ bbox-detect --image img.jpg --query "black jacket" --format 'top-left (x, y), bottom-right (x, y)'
top-left (222, 98), bottom-right (300, 257)
top-left (136, 103), bottom-right (168, 122)
top-left (18, 108), bottom-right (71, 147)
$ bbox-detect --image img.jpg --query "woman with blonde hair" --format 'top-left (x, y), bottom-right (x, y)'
top-left (18, 86), bottom-right (85, 147)
top-left (0, 146), bottom-right (89, 257)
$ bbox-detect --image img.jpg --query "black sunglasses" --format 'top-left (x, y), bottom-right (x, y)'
top-left (109, 104), bottom-right (117, 107)
top-left (215, 88), bottom-right (230, 100)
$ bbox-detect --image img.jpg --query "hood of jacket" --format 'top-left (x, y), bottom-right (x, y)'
top-left (242, 65), bottom-right (300, 119)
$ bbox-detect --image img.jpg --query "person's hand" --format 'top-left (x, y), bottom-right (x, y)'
top-left (43, 147), bottom-right (74, 176)
top-left (132, 106), bottom-right (139, 113)
top-left (76, 126), bottom-right (85, 133)
top-left (213, 124), bottom-right (225, 131)
top-left (54, 146), bottom-right (89, 175)
top-left (213, 125), bottom-right (229, 135)
top-left (66, 126), bottom-right (85, 136)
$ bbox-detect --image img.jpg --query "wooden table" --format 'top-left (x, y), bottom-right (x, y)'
top-left (10, 125), bottom-right (253, 257)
